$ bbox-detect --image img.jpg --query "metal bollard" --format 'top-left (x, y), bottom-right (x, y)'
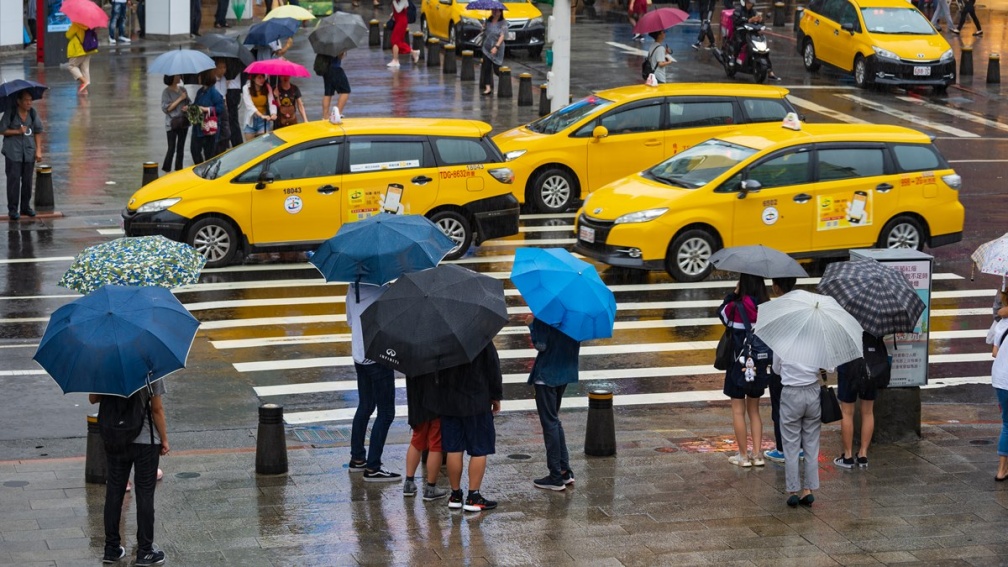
top-left (412, 32), bottom-right (425, 60)
top-left (539, 83), bottom-right (550, 116)
top-left (85, 414), bottom-right (107, 484)
top-left (497, 66), bottom-right (513, 98)
top-left (960, 46), bottom-right (973, 76)
top-left (794, 6), bottom-right (804, 32)
top-left (442, 43), bottom-right (457, 75)
top-left (517, 73), bottom-right (533, 106)
top-left (255, 404), bottom-right (288, 475)
top-left (426, 38), bottom-right (441, 68)
top-left (142, 161), bottom-right (158, 186)
top-left (584, 389), bottom-right (616, 457)
top-left (369, 19), bottom-right (381, 47)
top-left (382, 25), bottom-right (391, 50)
top-left (34, 164), bottom-right (54, 210)
top-left (987, 53), bottom-right (1000, 84)
top-left (773, 2), bottom-right (786, 26)
top-left (460, 50), bottom-right (475, 81)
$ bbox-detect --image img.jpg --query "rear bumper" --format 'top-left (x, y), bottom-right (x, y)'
top-left (466, 194), bottom-right (520, 244)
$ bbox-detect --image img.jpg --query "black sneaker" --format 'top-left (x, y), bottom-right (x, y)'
top-left (974, 30), bottom-right (983, 36)
top-left (833, 455), bottom-right (855, 469)
top-left (463, 492), bottom-right (498, 512)
top-left (348, 459), bottom-right (366, 473)
top-left (562, 470), bottom-right (575, 485)
top-left (363, 467), bottom-right (401, 482)
top-left (135, 548), bottom-right (165, 566)
top-left (447, 489), bottom-right (464, 509)
top-left (102, 546), bottom-right (125, 563)
top-left (691, 42), bottom-right (701, 50)
top-left (534, 476), bottom-right (566, 491)
top-left (857, 455), bottom-right (868, 468)
top-left (20, 208), bottom-right (35, 217)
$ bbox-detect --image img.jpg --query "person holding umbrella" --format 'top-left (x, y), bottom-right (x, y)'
top-left (190, 70), bottom-right (225, 164)
top-left (274, 74), bottom-right (308, 128)
top-left (240, 74), bottom-right (276, 141)
top-left (160, 75), bottom-right (189, 173)
top-left (646, 29), bottom-right (674, 84)
top-left (479, 7), bottom-right (507, 95)
top-left (65, 22), bottom-right (99, 95)
top-left (527, 316), bottom-right (579, 491)
top-left (989, 291), bottom-right (1008, 481)
top-left (2, 90), bottom-right (44, 220)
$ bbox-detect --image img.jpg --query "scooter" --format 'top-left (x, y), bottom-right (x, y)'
top-left (713, 22), bottom-right (772, 84)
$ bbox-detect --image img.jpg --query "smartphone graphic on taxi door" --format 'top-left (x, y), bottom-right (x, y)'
top-left (383, 183), bottom-right (404, 214)
top-left (847, 191), bottom-right (868, 224)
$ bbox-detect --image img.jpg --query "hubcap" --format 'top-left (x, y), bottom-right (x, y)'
top-left (437, 218), bottom-right (465, 253)
top-left (193, 225), bottom-right (230, 262)
top-left (804, 44), bottom-right (814, 67)
top-left (886, 223), bottom-right (920, 249)
top-left (855, 60), bottom-right (865, 84)
top-left (676, 237), bottom-right (713, 276)
top-left (540, 175), bottom-right (571, 210)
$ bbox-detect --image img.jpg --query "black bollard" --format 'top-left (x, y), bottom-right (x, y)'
top-left (142, 161), bottom-right (158, 186)
top-left (497, 66), bottom-right (513, 98)
top-left (443, 43), bottom-right (457, 75)
top-left (412, 32), bottom-right (425, 60)
top-left (774, 2), bottom-right (786, 26)
top-left (960, 46), bottom-right (973, 76)
top-left (382, 25), bottom-right (391, 50)
top-left (85, 414), bottom-right (106, 484)
top-left (539, 83), bottom-right (550, 116)
top-left (255, 404), bottom-right (288, 475)
top-left (34, 164), bottom-right (54, 211)
top-left (426, 38), bottom-right (441, 68)
top-left (987, 53), bottom-right (1000, 84)
top-left (460, 50), bottom-right (475, 81)
top-left (584, 389), bottom-right (616, 457)
top-left (794, 6), bottom-right (804, 32)
top-left (517, 73), bottom-right (533, 106)
top-left (369, 19), bottom-right (381, 47)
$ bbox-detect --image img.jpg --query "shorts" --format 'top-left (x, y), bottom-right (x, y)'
top-left (243, 115), bottom-right (267, 135)
top-left (837, 366), bottom-right (877, 403)
top-left (723, 371), bottom-right (765, 400)
top-left (324, 67), bottom-right (351, 97)
top-left (410, 418), bottom-right (442, 452)
top-left (439, 412), bottom-right (495, 457)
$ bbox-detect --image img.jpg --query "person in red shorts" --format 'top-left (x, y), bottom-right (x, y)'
top-left (403, 372), bottom-right (449, 500)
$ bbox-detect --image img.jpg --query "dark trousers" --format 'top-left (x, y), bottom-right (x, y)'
top-left (768, 372), bottom-right (783, 451)
top-left (534, 384), bottom-right (570, 481)
top-left (27, 19), bottom-right (37, 42)
top-left (215, 0), bottom-right (230, 25)
top-left (5, 158), bottom-right (34, 215)
top-left (104, 443), bottom-right (160, 556)
top-left (190, 134), bottom-right (216, 165)
top-left (226, 89), bottom-right (242, 148)
top-left (190, 0), bottom-right (202, 34)
top-left (164, 128), bottom-right (188, 172)
top-left (957, 0), bottom-right (981, 31)
top-left (350, 362), bottom-right (396, 470)
top-left (479, 57), bottom-right (500, 92)
top-left (137, 1), bottom-right (146, 36)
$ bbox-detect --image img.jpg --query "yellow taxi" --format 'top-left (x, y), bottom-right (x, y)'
top-left (122, 118), bottom-right (519, 267)
top-left (797, 0), bottom-right (955, 91)
top-left (574, 119), bottom-right (964, 281)
top-left (494, 83), bottom-right (798, 213)
top-left (420, 0), bottom-right (545, 57)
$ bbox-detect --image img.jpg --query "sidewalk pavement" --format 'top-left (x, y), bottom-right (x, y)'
top-left (3, 402), bottom-right (1008, 566)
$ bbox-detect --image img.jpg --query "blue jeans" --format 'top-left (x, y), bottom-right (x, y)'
top-left (109, 3), bottom-right (127, 39)
top-left (997, 388), bottom-right (1008, 457)
top-left (351, 362), bottom-right (396, 470)
top-left (104, 443), bottom-right (160, 556)
top-left (534, 384), bottom-right (570, 481)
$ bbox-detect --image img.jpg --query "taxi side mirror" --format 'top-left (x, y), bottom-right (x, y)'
top-left (841, 22), bottom-right (854, 34)
top-left (737, 179), bottom-right (762, 199)
top-left (255, 170), bottom-right (275, 190)
top-left (592, 125), bottom-right (609, 140)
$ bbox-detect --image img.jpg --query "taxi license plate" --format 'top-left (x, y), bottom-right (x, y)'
top-left (913, 66), bottom-right (931, 76)
top-left (506, 31), bottom-right (516, 41)
top-left (579, 226), bottom-right (595, 243)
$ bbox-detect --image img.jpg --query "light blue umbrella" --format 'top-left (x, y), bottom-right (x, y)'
top-left (148, 48), bottom-right (216, 76)
top-left (510, 248), bottom-right (616, 342)
top-left (33, 286), bottom-right (200, 397)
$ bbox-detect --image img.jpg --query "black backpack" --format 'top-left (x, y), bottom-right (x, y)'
top-left (842, 332), bottom-right (891, 393)
top-left (98, 384), bottom-right (152, 448)
top-left (313, 53), bottom-right (333, 76)
top-left (733, 300), bottom-right (773, 394)
top-left (641, 45), bottom-right (660, 79)
top-left (407, 0), bottom-right (418, 23)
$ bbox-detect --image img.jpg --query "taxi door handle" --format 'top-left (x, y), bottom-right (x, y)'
top-left (412, 175), bottom-right (433, 185)
top-left (644, 140), bottom-right (661, 147)
top-left (876, 183), bottom-right (893, 193)
top-left (814, 18), bottom-right (820, 25)
top-left (833, 29), bottom-right (839, 35)
top-left (793, 193), bottom-right (812, 203)
top-left (317, 185), bottom-right (339, 194)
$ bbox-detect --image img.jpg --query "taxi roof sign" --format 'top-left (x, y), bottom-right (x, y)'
top-left (782, 112), bottom-right (802, 131)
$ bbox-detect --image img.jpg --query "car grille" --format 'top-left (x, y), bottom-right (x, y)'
top-left (508, 19), bottom-right (529, 31)
top-left (577, 214), bottom-right (615, 253)
top-left (876, 58), bottom-right (955, 81)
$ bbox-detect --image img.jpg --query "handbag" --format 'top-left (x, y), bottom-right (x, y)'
top-left (201, 107), bottom-right (219, 136)
top-left (714, 326), bottom-right (733, 370)
top-left (819, 370), bottom-right (842, 424)
top-left (386, 15), bottom-right (395, 32)
top-left (170, 114), bottom-right (189, 131)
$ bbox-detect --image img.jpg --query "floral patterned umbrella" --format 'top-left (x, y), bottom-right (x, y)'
top-left (59, 236), bottom-right (206, 295)
top-left (972, 232), bottom-right (1008, 277)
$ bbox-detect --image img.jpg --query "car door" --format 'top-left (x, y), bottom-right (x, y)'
top-left (246, 139), bottom-right (344, 245)
top-left (342, 136), bottom-right (439, 222)
top-left (663, 97), bottom-right (740, 156)
top-left (582, 100), bottom-right (664, 192)
top-left (811, 0), bottom-right (844, 67)
top-left (810, 144), bottom-right (896, 251)
top-left (832, 0), bottom-right (862, 72)
top-left (727, 146), bottom-right (815, 253)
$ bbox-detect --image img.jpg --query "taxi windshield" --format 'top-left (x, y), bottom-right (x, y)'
top-left (526, 96), bottom-right (613, 134)
top-left (195, 133), bottom-right (286, 180)
top-left (645, 140), bottom-right (756, 188)
top-left (861, 7), bottom-right (934, 34)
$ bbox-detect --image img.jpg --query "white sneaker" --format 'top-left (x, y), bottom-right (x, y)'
top-left (411, 51), bottom-right (420, 64)
top-left (386, 60), bottom-right (400, 68)
top-left (109, 38), bottom-right (116, 45)
top-left (118, 36), bottom-right (131, 43)
top-left (728, 453), bottom-right (752, 468)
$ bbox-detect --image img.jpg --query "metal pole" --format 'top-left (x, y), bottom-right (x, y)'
top-left (549, 0), bottom-right (572, 113)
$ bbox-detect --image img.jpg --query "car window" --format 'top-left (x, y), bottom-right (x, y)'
top-left (860, 7), bottom-right (934, 34)
top-left (838, 2), bottom-right (859, 29)
top-left (807, 0), bottom-right (825, 13)
top-left (741, 98), bottom-right (790, 123)
top-left (348, 140), bottom-right (425, 172)
top-left (666, 101), bottom-right (735, 128)
top-left (527, 95), bottom-right (613, 135)
top-left (434, 137), bottom-right (489, 165)
top-left (599, 104), bottom-right (662, 134)
top-left (891, 144), bottom-right (942, 172)
top-left (266, 144), bottom-right (342, 181)
top-left (198, 133), bottom-right (285, 181)
top-left (748, 150), bottom-right (811, 189)
top-left (817, 148), bottom-right (885, 181)
top-left (647, 139), bottom-right (756, 189)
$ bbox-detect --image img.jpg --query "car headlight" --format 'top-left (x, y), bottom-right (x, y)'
top-left (504, 149), bottom-right (526, 161)
top-left (460, 16), bottom-right (481, 27)
top-left (940, 49), bottom-right (954, 62)
top-left (614, 208), bottom-right (668, 224)
top-left (529, 17), bottom-right (543, 26)
top-left (489, 167), bottom-right (514, 184)
top-left (872, 46), bottom-right (899, 61)
top-left (136, 198), bottom-right (181, 213)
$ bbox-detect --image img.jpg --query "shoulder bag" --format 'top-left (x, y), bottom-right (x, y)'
top-left (819, 369), bottom-right (842, 424)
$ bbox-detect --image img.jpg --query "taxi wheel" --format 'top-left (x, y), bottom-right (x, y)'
top-left (188, 217), bottom-right (239, 268)
top-left (802, 40), bottom-right (820, 72)
top-left (853, 55), bottom-right (872, 89)
top-left (878, 216), bottom-right (925, 251)
top-left (531, 167), bottom-right (576, 213)
top-left (666, 229), bottom-right (716, 283)
top-left (431, 211), bottom-right (472, 260)
top-left (421, 17), bottom-right (429, 41)
top-left (448, 22), bottom-right (457, 46)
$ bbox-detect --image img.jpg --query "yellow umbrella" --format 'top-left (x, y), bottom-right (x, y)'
top-left (263, 4), bottom-right (316, 21)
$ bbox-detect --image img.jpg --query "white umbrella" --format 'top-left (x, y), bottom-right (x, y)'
top-left (754, 290), bottom-right (864, 369)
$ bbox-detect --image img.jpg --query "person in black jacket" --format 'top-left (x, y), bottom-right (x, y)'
top-left (423, 343), bottom-right (503, 512)
top-left (952, 0), bottom-right (982, 36)
top-left (731, 0), bottom-right (781, 80)
top-left (692, 0), bottom-right (717, 50)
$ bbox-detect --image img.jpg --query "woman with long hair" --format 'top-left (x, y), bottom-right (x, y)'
top-left (191, 70), bottom-right (225, 165)
top-left (241, 74), bottom-right (276, 142)
top-left (160, 75), bottom-right (189, 172)
top-left (480, 8), bottom-right (507, 96)
top-left (387, 0), bottom-right (419, 68)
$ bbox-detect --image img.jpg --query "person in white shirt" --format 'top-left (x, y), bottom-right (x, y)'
top-left (772, 351), bottom-right (822, 507)
top-left (987, 291), bottom-right (1008, 481)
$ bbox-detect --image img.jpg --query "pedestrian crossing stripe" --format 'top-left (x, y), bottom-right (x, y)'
top-left (836, 94), bottom-right (979, 138)
top-left (896, 95), bottom-right (1008, 134)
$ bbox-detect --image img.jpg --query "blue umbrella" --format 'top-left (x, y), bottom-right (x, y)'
top-left (148, 48), bottom-right (217, 76)
top-left (310, 214), bottom-right (455, 286)
top-left (33, 285), bottom-right (200, 397)
top-left (0, 78), bottom-right (48, 111)
top-left (466, 0), bottom-right (507, 10)
top-left (244, 17), bottom-right (301, 46)
top-left (510, 248), bottom-right (616, 342)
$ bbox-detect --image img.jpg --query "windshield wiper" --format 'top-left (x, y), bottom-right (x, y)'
top-left (653, 174), bottom-right (691, 187)
top-left (207, 160), bottom-right (222, 180)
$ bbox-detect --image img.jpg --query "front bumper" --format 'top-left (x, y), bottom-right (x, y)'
top-left (458, 20), bottom-right (546, 51)
top-left (872, 57), bottom-right (956, 86)
top-left (573, 214), bottom-right (664, 271)
top-left (121, 207), bottom-right (189, 242)
top-left (465, 193), bottom-right (520, 244)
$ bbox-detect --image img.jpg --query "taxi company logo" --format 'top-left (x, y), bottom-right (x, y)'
top-left (762, 206), bottom-right (779, 226)
top-left (917, 53), bottom-right (925, 58)
top-left (284, 196), bottom-right (303, 214)
top-left (593, 208), bottom-right (602, 214)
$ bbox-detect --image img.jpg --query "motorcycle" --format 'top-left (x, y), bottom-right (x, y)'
top-left (713, 21), bottom-right (772, 84)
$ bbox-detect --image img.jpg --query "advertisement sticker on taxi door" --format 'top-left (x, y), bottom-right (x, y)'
top-left (816, 191), bottom-right (874, 231)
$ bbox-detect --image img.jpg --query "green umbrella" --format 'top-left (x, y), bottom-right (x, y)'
top-left (233, 0), bottom-right (246, 20)
top-left (59, 235), bottom-right (206, 295)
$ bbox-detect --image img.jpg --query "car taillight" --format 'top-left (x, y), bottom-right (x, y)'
top-left (941, 173), bottom-right (961, 189)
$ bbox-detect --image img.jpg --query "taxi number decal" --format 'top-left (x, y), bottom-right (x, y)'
top-left (762, 199), bottom-right (777, 207)
top-left (283, 187), bottom-right (301, 195)
top-left (440, 169), bottom-right (476, 180)
top-left (467, 164), bottom-right (485, 171)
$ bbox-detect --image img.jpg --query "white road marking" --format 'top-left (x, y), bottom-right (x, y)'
top-left (97, 228), bottom-right (125, 236)
top-left (786, 95), bottom-right (869, 124)
top-left (836, 94), bottom-right (979, 137)
top-left (518, 225), bottom-right (573, 233)
top-left (479, 238), bottom-right (577, 248)
top-left (895, 95), bottom-right (1008, 133)
top-left (0, 256), bottom-right (74, 264)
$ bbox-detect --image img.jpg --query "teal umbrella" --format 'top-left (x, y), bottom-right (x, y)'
top-left (233, 0), bottom-right (246, 20)
top-left (59, 235), bottom-right (206, 294)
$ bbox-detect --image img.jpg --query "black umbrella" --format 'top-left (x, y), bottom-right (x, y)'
top-left (361, 265), bottom-right (508, 376)
top-left (196, 34), bottom-right (254, 80)
top-left (708, 245), bottom-right (808, 278)
top-left (309, 12), bottom-right (368, 57)
top-left (817, 260), bottom-right (926, 337)
top-left (244, 18), bottom-right (300, 46)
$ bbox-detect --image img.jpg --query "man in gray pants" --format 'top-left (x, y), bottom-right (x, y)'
top-left (773, 353), bottom-right (821, 508)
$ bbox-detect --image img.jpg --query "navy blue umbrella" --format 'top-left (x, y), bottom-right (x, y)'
top-left (310, 214), bottom-right (455, 286)
top-left (244, 17), bottom-right (300, 46)
top-left (33, 285), bottom-right (200, 397)
top-left (0, 79), bottom-right (48, 111)
top-left (466, 0), bottom-right (507, 10)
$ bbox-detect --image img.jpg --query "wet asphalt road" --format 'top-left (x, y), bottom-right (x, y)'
top-left (1, 3), bottom-right (1008, 459)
